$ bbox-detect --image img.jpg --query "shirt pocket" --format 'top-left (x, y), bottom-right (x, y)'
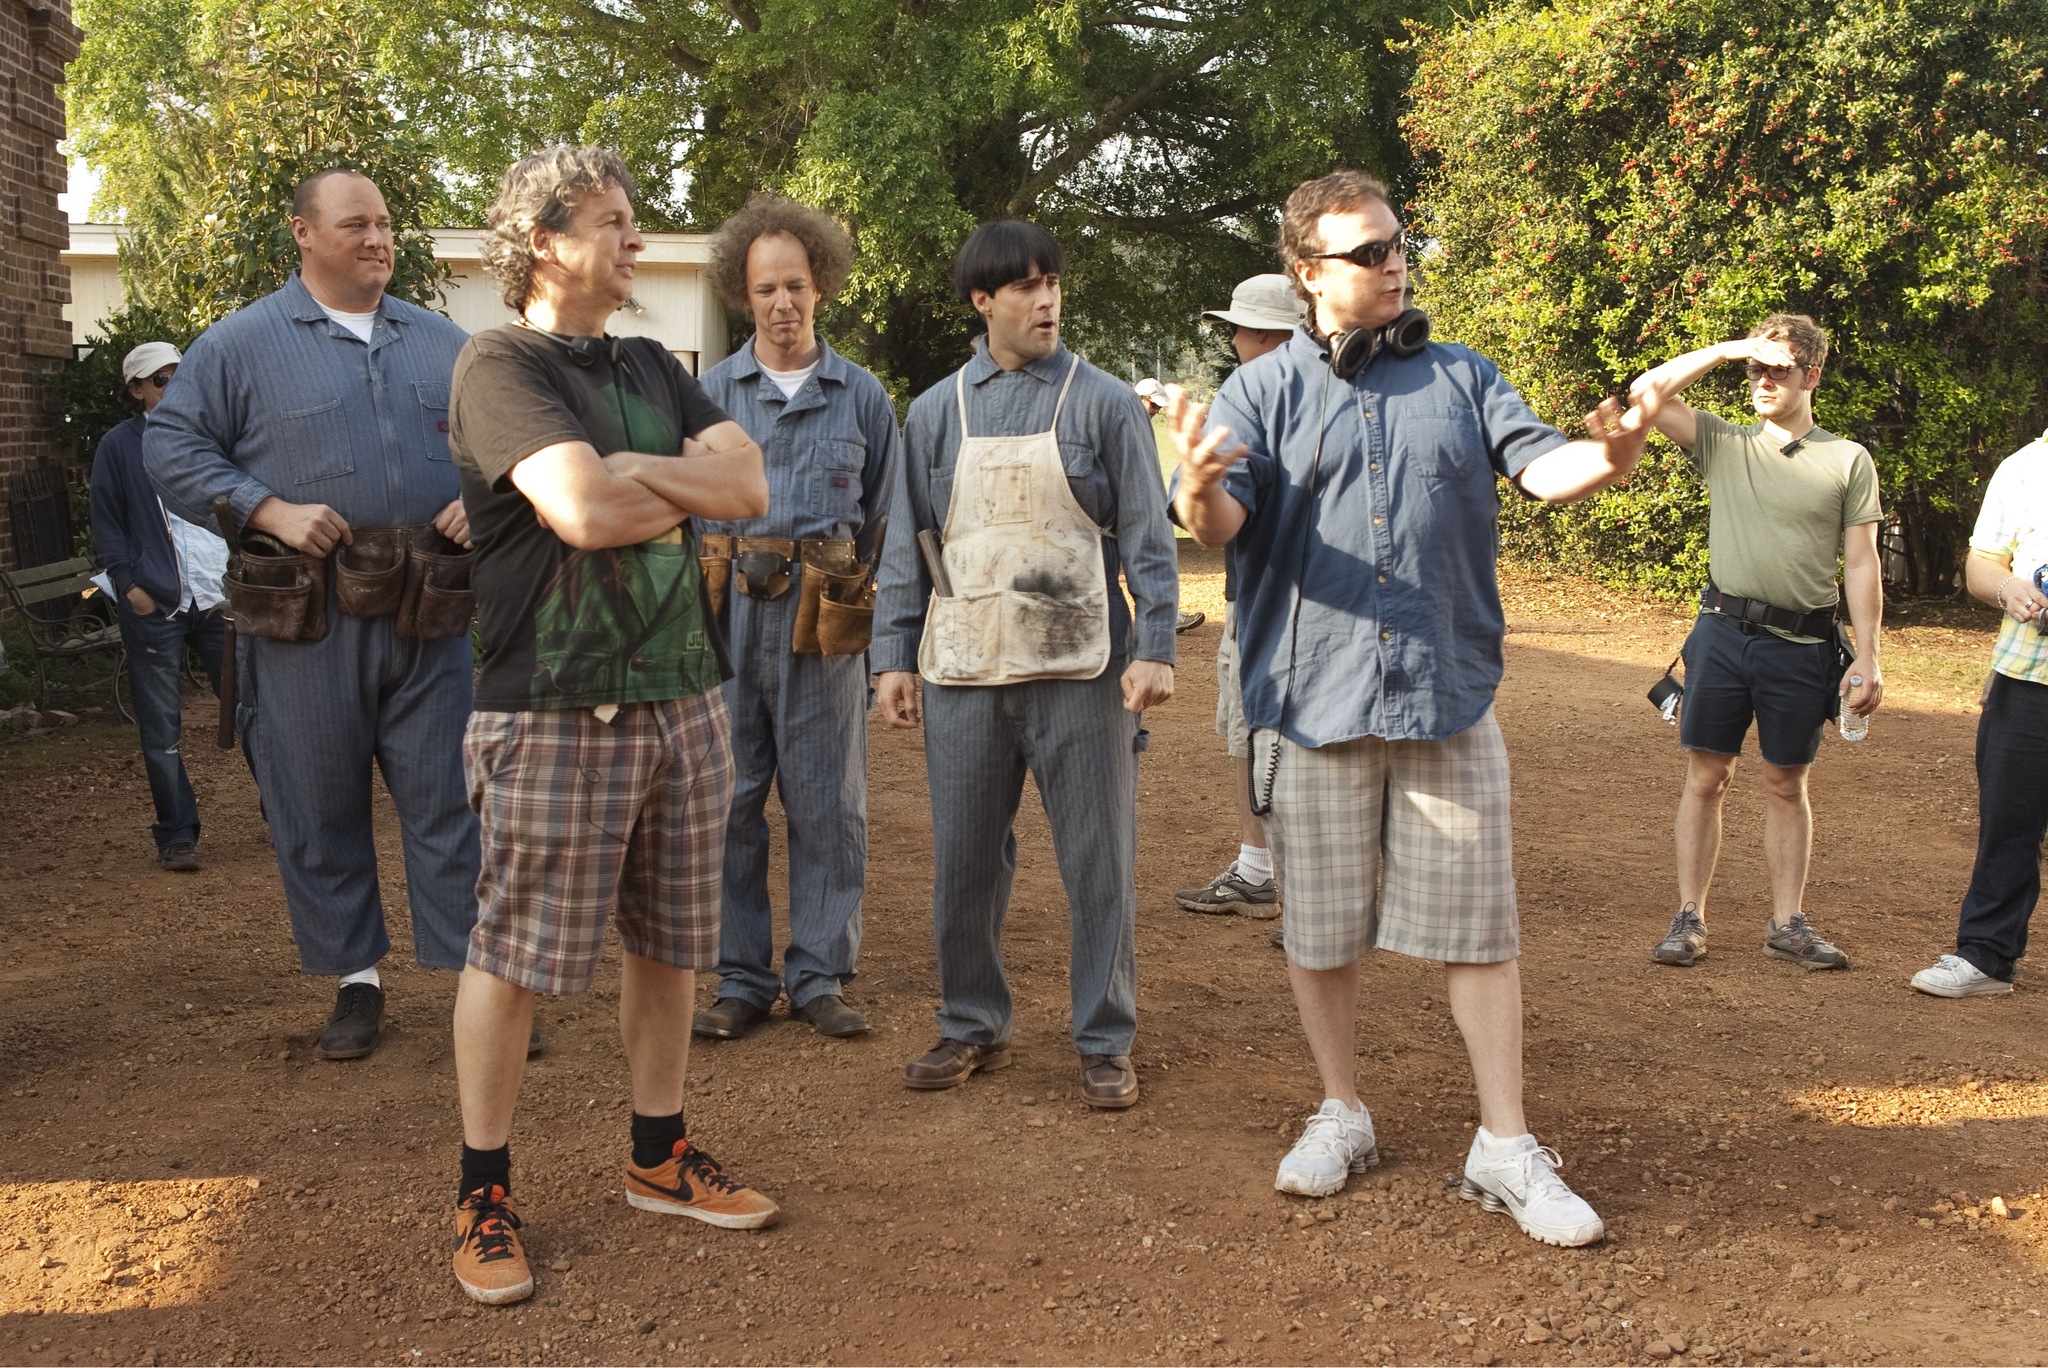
top-left (809, 438), bottom-right (866, 520)
top-left (277, 398), bottom-right (356, 485)
top-left (1058, 440), bottom-right (1109, 525)
top-left (1400, 406), bottom-right (1486, 482)
top-left (413, 381), bottom-right (453, 462)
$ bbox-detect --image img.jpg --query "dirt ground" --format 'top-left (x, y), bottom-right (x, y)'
top-left (3, 543), bottom-right (2046, 1368)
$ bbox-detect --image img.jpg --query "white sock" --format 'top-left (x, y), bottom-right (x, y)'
top-left (1236, 844), bottom-right (1274, 883)
top-left (1324, 1097), bottom-right (1368, 1118)
top-left (1475, 1126), bottom-right (1535, 1158)
top-left (338, 967), bottom-right (382, 989)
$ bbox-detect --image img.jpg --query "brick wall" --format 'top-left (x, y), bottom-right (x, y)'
top-left (0, 0), bottom-right (79, 574)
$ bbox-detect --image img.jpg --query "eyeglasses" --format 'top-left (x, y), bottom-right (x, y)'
top-left (147, 369), bottom-right (176, 388)
top-left (1744, 363), bottom-right (1802, 383)
top-left (1310, 230), bottom-right (1408, 270)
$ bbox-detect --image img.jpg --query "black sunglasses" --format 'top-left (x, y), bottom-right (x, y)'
top-left (144, 369), bottom-right (176, 389)
top-left (1310, 230), bottom-right (1409, 270)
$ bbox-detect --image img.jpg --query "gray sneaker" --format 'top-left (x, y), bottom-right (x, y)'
top-left (1651, 904), bottom-right (1707, 966)
top-left (1174, 862), bottom-right (1279, 918)
top-left (1764, 912), bottom-right (1849, 970)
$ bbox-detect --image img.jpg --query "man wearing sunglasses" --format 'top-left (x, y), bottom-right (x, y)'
top-left (89, 341), bottom-right (230, 873)
top-left (1171, 169), bottom-right (1662, 1246)
top-left (1625, 315), bottom-right (1882, 974)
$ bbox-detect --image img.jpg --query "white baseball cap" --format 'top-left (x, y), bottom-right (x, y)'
top-left (1202, 274), bottom-right (1305, 332)
top-left (122, 341), bottom-right (183, 384)
top-left (1133, 377), bottom-right (1167, 406)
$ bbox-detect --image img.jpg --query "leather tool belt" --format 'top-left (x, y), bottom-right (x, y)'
top-left (1698, 584), bottom-right (1838, 640)
top-left (227, 523), bottom-right (475, 643)
top-left (697, 535), bottom-right (874, 655)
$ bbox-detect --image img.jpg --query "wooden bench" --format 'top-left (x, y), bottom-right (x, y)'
top-left (1, 556), bottom-right (130, 721)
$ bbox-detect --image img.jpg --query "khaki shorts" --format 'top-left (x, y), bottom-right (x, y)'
top-left (465, 694), bottom-right (734, 995)
top-left (1214, 602), bottom-right (1251, 759)
top-left (1259, 708), bottom-right (1519, 969)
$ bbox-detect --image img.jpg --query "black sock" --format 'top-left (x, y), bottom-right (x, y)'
top-left (459, 1144), bottom-right (511, 1201)
top-left (630, 1110), bottom-right (686, 1168)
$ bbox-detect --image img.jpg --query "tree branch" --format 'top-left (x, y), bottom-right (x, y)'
top-left (1086, 194), bottom-right (1264, 231)
top-left (1005, 39), bottom-right (1222, 215)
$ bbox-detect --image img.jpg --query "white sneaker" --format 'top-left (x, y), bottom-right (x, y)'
top-left (1910, 954), bottom-right (2013, 998)
top-left (1274, 1099), bottom-right (1379, 1197)
top-left (1459, 1130), bottom-right (1605, 1247)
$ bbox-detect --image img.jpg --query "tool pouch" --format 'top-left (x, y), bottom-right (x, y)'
top-left (791, 539), bottom-right (872, 655)
top-left (397, 528), bottom-right (476, 640)
top-left (335, 527), bottom-right (410, 619)
top-left (698, 534), bottom-right (735, 620)
top-left (226, 531), bottom-right (328, 641)
top-left (735, 540), bottom-right (794, 601)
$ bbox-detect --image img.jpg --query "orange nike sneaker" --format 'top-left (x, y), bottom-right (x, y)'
top-left (452, 1185), bottom-right (533, 1305)
top-left (624, 1139), bottom-right (780, 1229)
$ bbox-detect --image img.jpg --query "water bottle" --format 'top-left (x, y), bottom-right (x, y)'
top-left (1838, 675), bottom-right (1869, 742)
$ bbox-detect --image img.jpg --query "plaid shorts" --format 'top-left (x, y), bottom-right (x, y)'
top-left (1259, 708), bottom-right (1519, 969)
top-left (1213, 603), bottom-right (1251, 759)
top-left (465, 693), bottom-right (735, 995)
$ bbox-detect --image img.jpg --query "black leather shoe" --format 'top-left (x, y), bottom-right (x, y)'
top-left (692, 997), bottom-right (771, 1040)
top-left (317, 983), bottom-right (385, 1060)
top-left (793, 995), bottom-right (869, 1037)
top-left (1079, 1054), bottom-right (1139, 1109)
top-left (903, 1038), bottom-right (1011, 1090)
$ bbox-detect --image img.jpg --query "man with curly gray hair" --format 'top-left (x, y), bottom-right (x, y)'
top-left (688, 193), bottom-right (902, 1043)
top-left (443, 145), bottom-right (778, 1306)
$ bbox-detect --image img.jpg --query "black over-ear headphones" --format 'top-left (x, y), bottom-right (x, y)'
top-left (519, 318), bottom-right (623, 368)
top-left (1322, 308), bottom-right (1432, 381)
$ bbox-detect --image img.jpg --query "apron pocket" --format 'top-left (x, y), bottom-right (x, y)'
top-left (336, 529), bottom-right (408, 618)
top-left (1001, 589), bottom-right (1109, 679)
top-left (920, 592), bottom-right (1004, 682)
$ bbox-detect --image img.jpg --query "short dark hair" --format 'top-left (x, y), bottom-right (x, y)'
top-left (951, 220), bottom-right (1067, 302)
top-left (1277, 170), bottom-right (1397, 303)
top-left (291, 168), bottom-right (373, 221)
top-left (705, 193), bottom-right (856, 314)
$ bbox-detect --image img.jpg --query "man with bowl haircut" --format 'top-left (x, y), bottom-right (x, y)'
top-left (444, 145), bottom-right (775, 1307)
top-left (690, 193), bottom-right (902, 1042)
top-left (1172, 169), bottom-right (1667, 1245)
top-left (145, 168), bottom-right (478, 1062)
top-left (871, 219), bottom-right (1180, 1110)
top-left (1626, 314), bottom-right (1883, 972)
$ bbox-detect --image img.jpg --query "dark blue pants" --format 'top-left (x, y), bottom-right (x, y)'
top-left (116, 602), bottom-right (227, 851)
top-left (1955, 672), bottom-right (2048, 982)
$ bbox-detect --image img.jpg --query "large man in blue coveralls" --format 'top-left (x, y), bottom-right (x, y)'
top-left (147, 169), bottom-right (479, 1062)
top-left (690, 194), bottom-right (902, 1042)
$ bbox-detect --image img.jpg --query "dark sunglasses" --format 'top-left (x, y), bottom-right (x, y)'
top-left (1310, 230), bottom-right (1408, 270)
top-left (144, 369), bottom-right (176, 389)
top-left (1743, 362), bottom-right (1802, 383)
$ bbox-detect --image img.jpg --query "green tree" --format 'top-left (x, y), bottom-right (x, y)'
top-left (1404, 0), bottom-right (2048, 595)
top-left (70, 0), bottom-right (450, 328)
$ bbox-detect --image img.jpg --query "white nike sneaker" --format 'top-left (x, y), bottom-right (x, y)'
top-left (1909, 954), bottom-right (2013, 998)
top-left (1459, 1130), bottom-right (1605, 1247)
top-left (1275, 1099), bottom-right (1379, 1197)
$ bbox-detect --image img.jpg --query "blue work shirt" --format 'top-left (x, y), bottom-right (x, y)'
top-left (1198, 328), bottom-right (1564, 746)
top-left (145, 271), bottom-right (467, 530)
top-left (872, 338), bottom-right (1180, 675)
top-left (698, 334), bottom-right (901, 548)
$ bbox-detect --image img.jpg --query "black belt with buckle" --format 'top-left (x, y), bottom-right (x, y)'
top-left (1699, 585), bottom-right (1837, 639)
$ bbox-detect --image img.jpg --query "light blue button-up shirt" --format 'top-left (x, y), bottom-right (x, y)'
top-left (697, 334), bottom-right (901, 547)
top-left (145, 271), bottom-right (468, 531)
top-left (1199, 328), bottom-right (1564, 746)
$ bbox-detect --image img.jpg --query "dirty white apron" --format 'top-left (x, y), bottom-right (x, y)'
top-left (917, 357), bottom-right (1112, 685)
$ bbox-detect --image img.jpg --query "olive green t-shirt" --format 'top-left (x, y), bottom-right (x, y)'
top-left (1689, 411), bottom-right (1882, 641)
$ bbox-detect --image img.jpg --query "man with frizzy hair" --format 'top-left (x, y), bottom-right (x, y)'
top-left (1627, 313), bottom-right (1883, 973)
top-left (1173, 169), bottom-right (1665, 1245)
top-left (690, 193), bottom-right (902, 1042)
top-left (871, 219), bottom-right (1180, 1110)
top-left (444, 145), bottom-right (775, 1307)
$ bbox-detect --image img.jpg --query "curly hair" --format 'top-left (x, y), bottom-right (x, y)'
top-left (1749, 312), bottom-right (1830, 371)
top-left (705, 193), bottom-right (856, 314)
top-left (1277, 170), bottom-right (1397, 304)
top-left (480, 145), bottom-right (637, 313)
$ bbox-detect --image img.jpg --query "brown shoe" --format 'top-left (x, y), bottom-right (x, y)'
top-left (903, 1038), bottom-right (1012, 1090)
top-left (692, 997), bottom-right (771, 1040)
top-left (792, 994), bottom-right (869, 1037)
top-left (625, 1139), bottom-right (780, 1230)
top-left (1080, 1054), bottom-right (1139, 1109)
top-left (452, 1185), bottom-right (533, 1306)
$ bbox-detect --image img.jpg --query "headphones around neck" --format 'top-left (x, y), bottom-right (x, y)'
top-left (1322, 307), bottom-right (1432, 381)
top-left (519, 317), bottom-right (622, 368)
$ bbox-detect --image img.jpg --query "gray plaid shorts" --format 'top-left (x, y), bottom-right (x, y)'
top-left (465, 693), bottom-right (735, 995)
top-left (1258, 708), bottom-right (1518, 969)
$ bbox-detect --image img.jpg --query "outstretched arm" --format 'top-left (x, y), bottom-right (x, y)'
top-left (1625, 336), bottom-right (1799, 451)
top-left (1513, 385), bottom-right (1665, 504)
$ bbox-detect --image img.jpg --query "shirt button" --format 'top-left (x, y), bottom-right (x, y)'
top-left (1378, 574), bottom-right (1388, 583)
top-left (1363, 411), bottom-right (1375, 420)
top-left (1380, 630), bottom-right (1393, 641)
top-left (1372, 516), bottom-right (1384, 526)
top-left (1370, 462), bottom-right (1380, 472)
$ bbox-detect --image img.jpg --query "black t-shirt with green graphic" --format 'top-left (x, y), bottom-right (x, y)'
top-left (450, 326), bottom-right (733, 712)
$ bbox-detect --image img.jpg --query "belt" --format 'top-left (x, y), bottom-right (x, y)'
top-left (1699, 585), bottom-right (1837, 639)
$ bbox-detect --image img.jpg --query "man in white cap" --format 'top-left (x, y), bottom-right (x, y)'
top-left (1173, 273), bottom-right (1303, 924)
top-left (89, 341), bottom-right (231, 872)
